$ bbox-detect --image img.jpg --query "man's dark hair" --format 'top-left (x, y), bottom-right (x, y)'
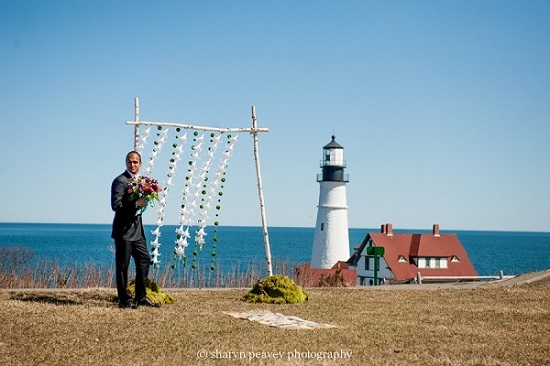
top-left (126, 151), bottom-right (142, 162)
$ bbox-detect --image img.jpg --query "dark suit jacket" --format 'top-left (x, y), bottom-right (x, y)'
top-left (111, 171), bottom-right (145, 241)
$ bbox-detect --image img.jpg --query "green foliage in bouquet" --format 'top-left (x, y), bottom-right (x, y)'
top-left (242, 275), bottom-right (310, 304)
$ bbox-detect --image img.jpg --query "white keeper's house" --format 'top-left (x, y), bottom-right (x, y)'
top-left (347, 223), bottom-right (478, 285)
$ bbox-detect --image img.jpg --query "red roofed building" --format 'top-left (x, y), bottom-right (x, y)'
top-left (295, 261), bottom-right (357, 287)
top-left (347, 223), bottom-right (478, 285)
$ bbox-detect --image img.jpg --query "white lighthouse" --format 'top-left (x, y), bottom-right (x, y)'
top-left (310, 136), bottom-right (350, 269)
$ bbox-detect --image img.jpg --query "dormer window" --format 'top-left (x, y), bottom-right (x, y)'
top-left (417, 257), bottom-right (449, 269)
top-left (398, 255), bottom-right (407, 263)
top-left (451, 256), bottom-right (460, 263)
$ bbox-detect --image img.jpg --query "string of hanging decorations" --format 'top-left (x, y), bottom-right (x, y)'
top-left (125, 98), bottom-right (273, 276)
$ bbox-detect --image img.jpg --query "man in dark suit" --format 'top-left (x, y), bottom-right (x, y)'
top-left (111, 151), bottom-right (160, 309)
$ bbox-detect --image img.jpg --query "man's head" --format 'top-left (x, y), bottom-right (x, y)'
top-left (125, 151), bottom-right (142, 175)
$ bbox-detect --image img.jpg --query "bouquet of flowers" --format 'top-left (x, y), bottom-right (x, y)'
top-left (127, 176), bottom-right (163, 214)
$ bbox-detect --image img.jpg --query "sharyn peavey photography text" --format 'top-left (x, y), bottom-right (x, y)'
top-left (197, 348), bottom-right (353, 362)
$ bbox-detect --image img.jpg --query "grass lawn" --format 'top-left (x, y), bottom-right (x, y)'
top-left (1, 276), bottom-right (549, 365)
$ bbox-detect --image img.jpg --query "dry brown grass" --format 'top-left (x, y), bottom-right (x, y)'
top-left (0, 246), bottom-right (301, 289)
top-left (1, 274), bottom-right (549, 366)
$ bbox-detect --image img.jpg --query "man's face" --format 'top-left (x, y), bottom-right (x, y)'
top-left (126, 153), bottom-right (142, 175)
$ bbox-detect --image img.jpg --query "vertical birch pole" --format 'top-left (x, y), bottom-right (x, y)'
top-left (251, 105), bottom-right (273, 277)
top-left (133, 97), bottom-right (140, 150)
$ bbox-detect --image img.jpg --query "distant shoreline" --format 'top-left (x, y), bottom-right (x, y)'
top-left (1, 222), bottom-right (550, 234)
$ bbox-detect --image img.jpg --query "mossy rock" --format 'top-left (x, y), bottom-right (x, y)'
top-left (127, 278), bottom-right (175, 304)
top-left (243, 275), bottom-right (310, 304)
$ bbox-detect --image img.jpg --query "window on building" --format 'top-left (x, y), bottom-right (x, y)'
top-left (398, 255), bottom-right (407, 263)
top-left (364, 256), bottom-right (371, 270)
top-left (451, 256), bottom-right (460, 263)
top-left (417, 257), bottom-right (448, 269)
top-left (320, 223), bottom-right (324, 231)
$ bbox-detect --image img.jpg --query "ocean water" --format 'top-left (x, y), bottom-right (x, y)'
top-left (0, 223), bottom-right (549, 277)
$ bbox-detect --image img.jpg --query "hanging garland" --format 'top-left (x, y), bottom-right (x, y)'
top-left (135, 127), bottom-right (151, 154)
top-left (170, 131), bottom-right (239, 271)
top-left (147, 126), bottom-right (169, 267)
top-left (172, 131), bottom-right (205, 269)
top-left (133, 123), bottom-right (240, 272)
top-left (173, 129), bottom-right (193, 266)
top-left (206, 133), bottom-right (238, 270)
top-left (192, 132), bottom-right (223, 270)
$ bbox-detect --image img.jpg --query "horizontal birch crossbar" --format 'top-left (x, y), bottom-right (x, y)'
top-left (126, 120), bottom-right (269, 133)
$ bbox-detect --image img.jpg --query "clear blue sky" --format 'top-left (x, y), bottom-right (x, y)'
top-left (1, 1), bottom-right (549, 232)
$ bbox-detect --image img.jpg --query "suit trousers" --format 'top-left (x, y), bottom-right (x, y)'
top-left (115, 237), bottom-right (150, 303)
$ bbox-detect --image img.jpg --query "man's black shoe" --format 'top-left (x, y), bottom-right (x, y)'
top-left (133, 297), bottom-right (160, 309)
top-left (118, 300), bottom-right (134, 309)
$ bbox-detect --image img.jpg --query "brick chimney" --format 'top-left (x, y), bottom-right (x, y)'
top-left (380, 224), bottom-right (386, 234)
top-left (433, 224), bottom-right (440, 237)
top-left (386, 223), bottom-right (393, 237)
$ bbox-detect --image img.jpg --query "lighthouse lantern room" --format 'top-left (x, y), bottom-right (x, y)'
top-left (310, 136), bottom-right (350, 269)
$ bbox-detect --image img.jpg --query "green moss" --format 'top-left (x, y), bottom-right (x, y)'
top-left (127, 278), bottom-right (175, 305)
top-left (242, 275), bottom-right (310, 304)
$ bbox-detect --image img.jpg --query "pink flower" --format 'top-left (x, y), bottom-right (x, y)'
top-left (127, 176), bottom-right (162, 204)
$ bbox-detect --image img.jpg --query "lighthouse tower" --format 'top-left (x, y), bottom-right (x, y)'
top-left (310, 136), bottom-right (350, 269)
